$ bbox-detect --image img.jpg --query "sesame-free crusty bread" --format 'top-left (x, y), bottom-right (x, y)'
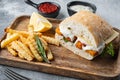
top-left (61, 11), bottom-right (119, 47)
top-left (55, 11), bottom-right (119, 60)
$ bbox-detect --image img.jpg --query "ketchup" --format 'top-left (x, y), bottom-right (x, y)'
top-left (39, 2), bottom-right (58, 13)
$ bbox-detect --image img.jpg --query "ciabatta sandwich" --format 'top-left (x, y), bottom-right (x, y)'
top-left (55, 11), bottom-right (119, 60)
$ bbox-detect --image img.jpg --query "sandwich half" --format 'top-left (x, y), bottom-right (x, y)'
top-left (55, 11), bottom-right (119, 60)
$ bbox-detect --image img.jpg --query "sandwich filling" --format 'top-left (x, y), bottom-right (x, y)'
top-left (55, 11), bottom-right (119, 60)
top-left (56, 26), bottom-right (105, 57)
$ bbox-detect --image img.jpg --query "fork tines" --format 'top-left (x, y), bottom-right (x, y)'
top-left (4, 68), bottom-right (30, 80)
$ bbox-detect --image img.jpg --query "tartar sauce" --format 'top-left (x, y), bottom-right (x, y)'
top-left (82, 43), bottom-right (105, 54)
top-left (70, 5), bottom-right (93, 12)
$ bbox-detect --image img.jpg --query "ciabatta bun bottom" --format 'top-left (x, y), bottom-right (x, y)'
top-left (55, 33), bottom-right (94, 60)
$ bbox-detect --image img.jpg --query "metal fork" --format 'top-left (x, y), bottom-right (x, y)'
top-left (4, 68), bottom-right (30, 80)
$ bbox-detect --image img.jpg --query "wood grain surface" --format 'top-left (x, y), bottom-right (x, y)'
top-left (0, 16), bottom-right (120, 80)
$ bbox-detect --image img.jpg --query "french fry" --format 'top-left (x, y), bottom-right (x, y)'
top-left (19, 35), bottom-right (28, 46)
top-left (7, 45), bottom-right (18, 56)
top-left (34, 32), bottom-right (42, 37)
top-left (6, 33), bottom-right (18, 56)
top-left (1, 33), bottom-right (19, 48)
top-left (1, 21), bottom-right (54, 63)
top-left (6, 33), bottom-right (12, 38)
top-left (18, 52), bottom-right (24, 59)
top-left (28, 25), bottom-right (34, 33)
top-left (41, 36), bottom-right (59, 46)
top-left (28, 25), bottom-right (42, 37)
top-left (11, 41), bottom-right (24, 59)
top-left (11, 41), bottom-right (33, 61)
top-left (47, 48), bottom-right (53, 60)
top-left (16, 41), bottom-right (34, 59)
top-left (5, 28), bottom-right (29, 37)
top-left (39, 37), bottom-right (48, 50)
top-left (6, 28), bottom-right (42, 38)
top-left (27, 36), bottom-right (43, 61)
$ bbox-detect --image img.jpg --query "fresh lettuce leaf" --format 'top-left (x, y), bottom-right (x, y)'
top-left (101, 43), bottom-right (115, 57)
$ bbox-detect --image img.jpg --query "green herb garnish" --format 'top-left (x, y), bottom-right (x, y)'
top-left (63, 37), bottom-right (69, 42)
top-left (35, 35), bottom-right (50, 63)
top-left (101, 43), bottom-right (115, 57)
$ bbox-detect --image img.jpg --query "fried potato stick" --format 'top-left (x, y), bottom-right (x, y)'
top-left (6, 33), bottom-right (12, 38)
top-left (1, 33), bottom-right (19, 48)
top-left (41, 36), bottom-right (59, 46)
top-left (19, 35), bottom-right (28, 46)
top-left (47, 48), bottom-right (53, 60)
top-left (6, 28), bottom-right (42, 38)
top-left (11, 41), bottom-right (24, 59)
top-left (28, 25), bottom-right (34, 33)
top-left (27, 36), bottom-right (43, 61)
top-left (6, 33), bottom-right (18, 56)
top-left (7, 45), bottom-right (18, 57)
top-left (11, 41), bottom-right (33, 61)
top-left (39, 37), bottom-right (48, 50)
top-left (5, 28), bottom-right (29, 37)
top-left (16, 41), bottom-right (34, 59)
top-left (18, 52), bottom-right (24, 59)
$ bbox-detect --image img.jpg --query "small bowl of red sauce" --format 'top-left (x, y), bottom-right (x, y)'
top-left (25, 0), bottom-right (60, 18)
top-left (38, 2), bottom-right (60, 18)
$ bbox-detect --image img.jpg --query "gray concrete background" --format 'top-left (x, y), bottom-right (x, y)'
top-left (0, 0), bottom-right (120, 80)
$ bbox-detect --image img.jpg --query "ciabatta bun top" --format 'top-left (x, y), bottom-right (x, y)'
top-left (59, 11), bottom-right (119, 47)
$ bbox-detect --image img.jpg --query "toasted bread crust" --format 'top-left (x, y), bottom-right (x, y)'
top-left (60, 11), bottom-right (117, 46)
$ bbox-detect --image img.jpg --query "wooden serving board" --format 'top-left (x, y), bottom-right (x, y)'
top-left (0, 15), bottom-right (120, 80)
